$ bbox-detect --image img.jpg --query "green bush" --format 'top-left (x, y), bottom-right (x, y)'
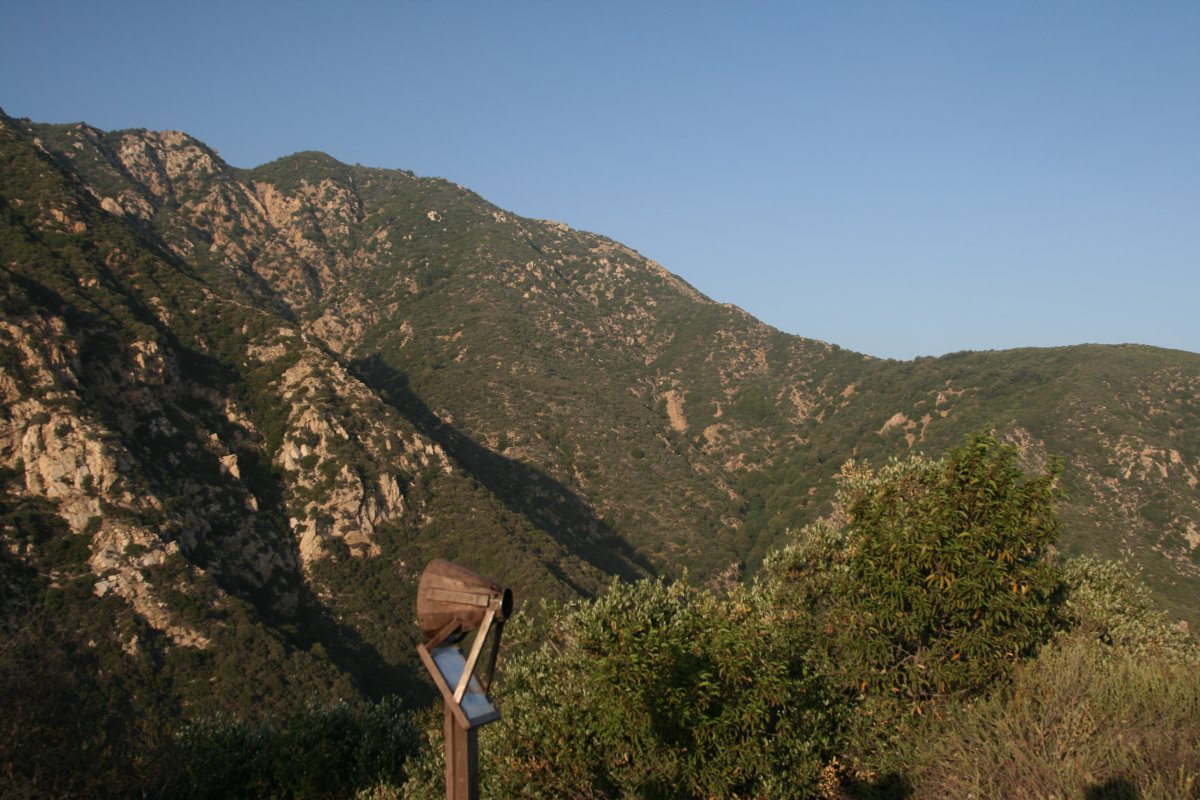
top-left (405, 579), bottom-right (843, 799)
top-left (1060, 556), bottom-right (1196, 661)
top-left (772, 431), bottom-right (1064, 711)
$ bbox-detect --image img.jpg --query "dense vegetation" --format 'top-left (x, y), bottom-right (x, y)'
top-left (1, 112), bottom-right (1198, 796)
top-left (402, 434), bottom-right (1198, 799)
top-left (5, 433), bottom-right (1196, 798)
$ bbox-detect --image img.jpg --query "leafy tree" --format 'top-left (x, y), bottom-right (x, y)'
top-left (773, 431), bottom-right (1064, 710)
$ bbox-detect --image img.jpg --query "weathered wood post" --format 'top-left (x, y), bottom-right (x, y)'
top-left (415, 559), bottom-right (513, 800)
top-left (443, 705), bottom-right (478, 798)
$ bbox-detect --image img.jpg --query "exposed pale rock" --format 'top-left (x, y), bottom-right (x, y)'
top-left (19, 415), bottom-right (109, 532)
top-left (663, 389), bottom-right (688, 433)
top-left (271, 348), bottom-right (447, 569)
top-left (878, 412), bottom-right (909, 435)
top-left (90, 521), bottom-right (210, 649)
top-left (219, 453), bottom-right (240, 479)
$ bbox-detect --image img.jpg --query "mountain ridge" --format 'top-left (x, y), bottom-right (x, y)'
top-left (1, 113), bottom-right (1196, 719)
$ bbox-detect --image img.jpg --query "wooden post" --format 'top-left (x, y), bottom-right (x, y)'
top-left (444, 705), bottom-right (479, 800)
top-left (416, 560), bottom-right (509, 800)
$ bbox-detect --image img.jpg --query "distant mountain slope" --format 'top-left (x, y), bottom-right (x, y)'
top-left (744, 345), bottom-right (1200, 621)
top-left (1, 112), bottom-right (1196, 715)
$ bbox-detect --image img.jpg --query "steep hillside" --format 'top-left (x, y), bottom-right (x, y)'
top-left (741, 345), bottom-right (1200, 621)
top-left (1, 112), bottom-right (1197, 721)
top-left (0, 113), bottom-right (642, 714)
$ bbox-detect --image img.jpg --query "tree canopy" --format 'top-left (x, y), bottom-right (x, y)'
top-left (769, 430), bottom-right (1064, 709)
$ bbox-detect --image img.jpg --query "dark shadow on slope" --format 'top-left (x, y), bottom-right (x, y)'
top-left (0, 152), bottom-right (439, 706)
top-left (138, 347), bottom-right (433, 704)
top-left (293, 583), bottom-right (434, 706)
top-left (1085, 779), bottom-right (1139, 800)
top-left (839, 771), bottom-right (913, 800)
top-left (351, 354), bottom-right (654, 586)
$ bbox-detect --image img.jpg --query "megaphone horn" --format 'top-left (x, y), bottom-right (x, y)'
top-left (416, 559), bottom-right (515, 797)
top-left (417, 559), bottom-right (513, 648)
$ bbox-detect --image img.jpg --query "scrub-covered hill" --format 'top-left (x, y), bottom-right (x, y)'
top-left (1, 111), bottom-right (1197, 730)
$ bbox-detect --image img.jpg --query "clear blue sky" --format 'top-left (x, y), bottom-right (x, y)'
top-left (3, 1), bottom-right (1197, 359)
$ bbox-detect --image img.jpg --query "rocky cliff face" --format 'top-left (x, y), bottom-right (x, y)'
top-left (269, 344), bottom-right (447, 567)
top-left (1, 111), bottom-right (1197, 714)
top-left (0, 113), bottom-right (628, 712)
top-left (0, 303), bottom-right (220, 647)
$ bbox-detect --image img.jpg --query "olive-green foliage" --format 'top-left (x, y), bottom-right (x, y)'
top-left (909, 634), bottom-right (1200, 799)
top-left (405, 579), bottom-right (843, 799)
top-left (778, 431), bottom-right (1064, 709)
top-left (0, 546), bottom-right (173, 799)
top-left (172, 698), bottom-right (420, 800)
top-left (1059, 556), bottom-right (1197, 661)
top-left (846, 552), bottom-right (1200, 799)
